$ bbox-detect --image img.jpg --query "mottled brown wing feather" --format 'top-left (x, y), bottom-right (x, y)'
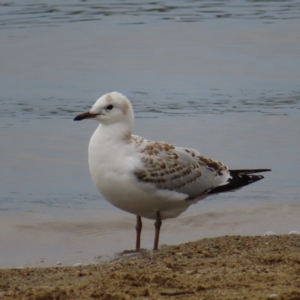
top-left (131, 136), bottom-right (229, 198)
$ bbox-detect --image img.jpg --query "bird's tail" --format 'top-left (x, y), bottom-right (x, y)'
top-left (207, 169), bottom-right (271, 194)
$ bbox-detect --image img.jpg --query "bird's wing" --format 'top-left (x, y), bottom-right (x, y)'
top-left (131, 135), bottom-right (230, 199)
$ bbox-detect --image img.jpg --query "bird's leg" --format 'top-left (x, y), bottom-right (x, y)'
top-left (153, 211), bottom-right (162, 250)
top-left (135, 215), bottom-right (142, 250)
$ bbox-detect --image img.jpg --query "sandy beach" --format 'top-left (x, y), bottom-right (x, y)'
top-left (1, 234), bottom-right (299, 300)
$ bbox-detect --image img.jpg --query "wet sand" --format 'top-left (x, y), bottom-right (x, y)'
top-left (1, 234), bottom-right (300, 300)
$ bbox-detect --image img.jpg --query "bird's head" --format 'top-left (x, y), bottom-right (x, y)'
top-left (74, 92), bottom-right (134, 131)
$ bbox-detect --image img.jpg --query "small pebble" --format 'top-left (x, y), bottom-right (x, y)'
top-left (264, 231), bottom-right (275, 236)
top-left (288, 230), bottom-right (300, 235)
top-left (267, 294), bottom-right (278, 299)
top-left (186, 270), bottom-right (196, 275)
top-left (73, 263), bottom-right (82, 267)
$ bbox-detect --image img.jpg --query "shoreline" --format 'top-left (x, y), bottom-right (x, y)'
top-left (1, 202), bottom-right (300, 269)
top-left (1, 234), bottom-right (300, 300)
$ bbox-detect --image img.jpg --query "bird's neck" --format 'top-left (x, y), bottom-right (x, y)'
top-left (88, 122), bottom-right (133, 177)
top-left (95, 122), bottom-right (132, 144)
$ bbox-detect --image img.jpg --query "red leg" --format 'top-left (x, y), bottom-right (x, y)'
top-left (153, 211), bottom-right (162, 250)
top-left (135, 216), bottom-right (142, 250)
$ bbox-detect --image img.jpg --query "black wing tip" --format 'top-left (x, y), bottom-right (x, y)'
top-left (207, 168), bottom-right (270, 195)
top-left (230, 168), bottom-right (271, 175)
top-left (242, 174), bottom-right (265, 182)
top-left (257, 168), bottom-right (271, 173)
top-left (255, 168), bottom-right (271, 173)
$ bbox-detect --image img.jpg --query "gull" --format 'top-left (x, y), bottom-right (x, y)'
top-left (74, 92), bottom-right (271, 250)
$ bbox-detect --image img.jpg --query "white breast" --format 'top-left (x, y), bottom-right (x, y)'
top-left (88, 125), bottom-right (191, 220)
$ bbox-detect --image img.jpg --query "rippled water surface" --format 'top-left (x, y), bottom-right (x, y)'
top-left (1, 0), bottom-right (300, 28)
top-left (0, 0), bottom-right (299, 268)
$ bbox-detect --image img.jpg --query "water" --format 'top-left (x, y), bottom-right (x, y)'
top-left (0, 0), bottom-right (300, 268)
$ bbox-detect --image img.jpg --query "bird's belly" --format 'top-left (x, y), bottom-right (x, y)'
top-left (92, 171), bottom-right (190, 220)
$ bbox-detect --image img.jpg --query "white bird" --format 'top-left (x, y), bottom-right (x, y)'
top-left (74, 92), bottom-right (270, 250)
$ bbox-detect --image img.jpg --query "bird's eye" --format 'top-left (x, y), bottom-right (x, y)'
top-left (106, 105), bottom-right (113, 110)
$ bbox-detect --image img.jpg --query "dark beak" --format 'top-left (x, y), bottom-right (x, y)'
top-left (73, 111), bottom-right (97, 121)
